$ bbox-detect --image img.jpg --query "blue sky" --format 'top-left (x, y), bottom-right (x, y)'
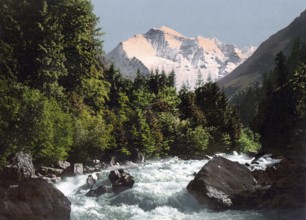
top-left (91, 0), bottom-right (306, 53)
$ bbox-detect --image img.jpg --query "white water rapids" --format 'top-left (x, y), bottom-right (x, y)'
top-left (56, 153), bottom-right (302, 220)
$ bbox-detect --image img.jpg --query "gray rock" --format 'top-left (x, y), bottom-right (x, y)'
top-left (86, 174), bottom-right (97, 189)
top-left (255, 157), bottom-right (306, 209)
top-left (187, 155), bottom-right (306, 210)
top-left (109, 169), bottom-right (135, 193)
top-left (36, 166), bottom-right (64, 176)
top-left (60, 163), bottom-right (84, 177)
top-left (1, 152), bottom-right (35, 186)
top-left (74, 163), bottom-right (83, 175)
top-left (187, 156), bottom-right (257, 209)
top-left (0, 178), bottom-right (70, 220)
top-left (55, 161), bottom-right (71, 170)
top-left (86, 185), bottom-right (106, 197)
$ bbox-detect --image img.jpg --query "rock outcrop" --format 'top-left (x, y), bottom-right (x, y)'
top-left (109, 169), bottom-right (135, 193)
top-left (0, 178), bottom-right (71, 220)
top-left (187, 156), bottom-right (257, 209)
top-left (0, 152), bottom-right (35, 187)
top-left (36, 166), bottom-right (64, 177)
top-left (187, 155), bottom-right (306, 210)
top-left (86, 185), bottom-right (107, 197)
top-left (86, 173), bottom-right (100, 189)
top-left (55, 161), bottom-right (71, 170)
top-left (253, 157), bottom-right (306, 209)
top-left (60, 163), bottom-right (84, 177)
top-left (0, 152), bottom-right (71, 220)
top-left (84, 169), bottom-right (135, 197)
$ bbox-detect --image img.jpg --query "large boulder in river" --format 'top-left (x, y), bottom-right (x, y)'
top-left (109, 169), bottom-right (135, 193)
top-left (0, 178), bottom-right (71, 220)
top-left (188, 155), bottom-right (306, 210)
top-left (187, 156), bottom-right (257, 209)
top-left (0, 152), bottom-right (35, 187)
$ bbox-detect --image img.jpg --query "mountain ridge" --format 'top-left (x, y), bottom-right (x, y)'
top-left (217, 9), bottom-right (306, 97)
top-left (107, 27), bottom-right (256, 88)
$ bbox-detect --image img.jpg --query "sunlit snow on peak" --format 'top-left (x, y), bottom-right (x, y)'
top-left (107, 27), bottom-right (256, 89)
top-left (159, 26), bottom-right (184, 38)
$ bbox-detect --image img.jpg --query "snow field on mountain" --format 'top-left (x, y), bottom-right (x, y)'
top-left (107, 26), bottom-right (256, 89)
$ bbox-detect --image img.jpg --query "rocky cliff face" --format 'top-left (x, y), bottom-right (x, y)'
top-left (107, 26), bottom-right (256, 88)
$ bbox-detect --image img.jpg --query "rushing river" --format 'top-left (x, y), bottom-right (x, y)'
top-left (56, 153), bottom-right (304, 220)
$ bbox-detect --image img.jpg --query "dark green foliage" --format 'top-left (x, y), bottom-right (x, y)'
top-left (0, 0), bottom-right (68, 97)
top-left (133, 69), bottom-right (147, 90)
top-left (0, 80), bottom-right (73, 165)
top-left (171, 120), bottom-right (211, 156)
top-left (194, 82), bottom-right (242, 152)
top-left (104, 67), bottom-right (246, 158)
top-left (0, 1), bottom-right (19, 81)
top-left (167, 70), bottom-right (176, 87)
top-left (105, 64), bottom-right (129, 108)
top-left (239, 41), bottom-right (306, 157)
top-left (58, 0), bottom-right (109, 110)
top-left (233, 83), bottom-right (263, 126)
top-left (148, 70), bottom-right (171, 94)
top-left (0, 0), bottom-right (110, 165)
top-left (275, 52), bottom-right (288, 87)
top-left (289, 63), bottom-right (306, 152)
top-left (69, 108), bottom-right (113, 163)
top-left (127, 109), bottom-right (155, 156)
top-left (0, 0), bottom-right (109, 105)
top-left (178, 86), bottom-right (206, 126)
top-left (260, 46), bottom-right (306, 153)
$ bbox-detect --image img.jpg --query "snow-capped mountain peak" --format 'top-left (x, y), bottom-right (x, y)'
top-left (107, 26), bottom-right (256, 88)
top-left (158, 26), bottom-right (184, 38)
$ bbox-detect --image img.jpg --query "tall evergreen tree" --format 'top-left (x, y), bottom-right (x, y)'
top-left (167, 70), bottom-right (176, 87)
top-left (0, 0), bottom-right (20, 81)
top-left (260, 53), bottom-right (295, 150)
top-left (133, 69), bottom-right (148, 90)
top-left (128, 109), bottom-right (155, 157)
top-left (252, 43), bottom-right (306, 158)
top-left (275, 52), bottom-right (288, 88)
top-left (0, 0), bottom-right (112, 165)
top-left (195, 82), bottom-right (242, 150)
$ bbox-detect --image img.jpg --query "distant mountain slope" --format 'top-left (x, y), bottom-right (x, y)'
top-left (218, 10), bottom-right (306, 97)
top-left (107, 26), bottom-right (255, 88)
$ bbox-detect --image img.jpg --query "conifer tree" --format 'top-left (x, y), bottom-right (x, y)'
top-left (167, 70), bottom-right (176, 87)
top-left (195, 71), bottom-right (205, 89)
top-left (254, 44), bottom-right (306, 156)
top-left (0, 0), bottom-right (19, 81)
top-left (133, 69), bottom-right (148, 90)
top-left (128, 109), bottom-right (155, 156)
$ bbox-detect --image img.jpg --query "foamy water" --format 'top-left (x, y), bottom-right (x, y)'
top-left (56, 153), bottom-right (303, 220)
